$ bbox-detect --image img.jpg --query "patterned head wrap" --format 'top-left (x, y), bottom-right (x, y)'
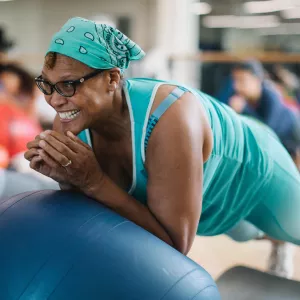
top-left (46, 17), bottom-right (145, 71)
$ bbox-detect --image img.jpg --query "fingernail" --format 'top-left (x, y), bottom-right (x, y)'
top-left (40, 132), bottom-right (46, 139)
top-left (39, 140), bottom-right (46, 147)
top-left (67, 131), bottom-right (74, 137)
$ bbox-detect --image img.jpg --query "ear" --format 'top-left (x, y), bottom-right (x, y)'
top-left (108, 68), bottom-right (121, 92)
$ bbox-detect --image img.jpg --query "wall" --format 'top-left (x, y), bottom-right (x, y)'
top-left (222, 28), bottom-right (264, 52)
top-left (221, 28), bottom-right (300, 53)
top-left (0, 0), bottom-right (154, 72)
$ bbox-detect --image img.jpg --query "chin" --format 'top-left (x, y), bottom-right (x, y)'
top-left (59, 115), bottom-right (85, 135)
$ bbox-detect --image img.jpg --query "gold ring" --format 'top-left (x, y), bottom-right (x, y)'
top-left (62, 160), bottom-right (72, 167)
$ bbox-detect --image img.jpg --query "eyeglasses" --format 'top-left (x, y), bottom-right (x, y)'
top-left (35, 69), bottom-right (103, 97)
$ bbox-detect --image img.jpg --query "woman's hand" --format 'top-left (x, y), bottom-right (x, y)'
top-left (25, 130), bottom-right (103, 193)
top-left (229, 94), bottom-right (246, 113)
top-left (25, 134), bottom-right (70, 184)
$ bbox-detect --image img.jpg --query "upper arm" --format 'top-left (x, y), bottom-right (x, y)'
top-left (146, 89), bottom-right (210, 254)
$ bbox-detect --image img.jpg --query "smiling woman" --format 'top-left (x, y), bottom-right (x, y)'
top-left (25, 17), bottom-right (300, 279)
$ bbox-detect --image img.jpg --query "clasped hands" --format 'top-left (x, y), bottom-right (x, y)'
top-left (25, 130), bottom-right (103, 194)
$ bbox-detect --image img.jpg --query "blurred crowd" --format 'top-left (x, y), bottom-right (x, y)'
top-left (0, 27), bottom-right (58, 195)
top-left (0, 61), bottom-right (56, 172)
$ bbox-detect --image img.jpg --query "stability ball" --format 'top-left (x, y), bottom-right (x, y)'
top-left (0, 190), bottom-right (220, 300)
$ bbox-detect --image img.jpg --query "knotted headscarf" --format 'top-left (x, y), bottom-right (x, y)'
top-left (46, 17), bottom-right (145, 71)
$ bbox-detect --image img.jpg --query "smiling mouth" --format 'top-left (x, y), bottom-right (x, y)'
top-left (58, 110), bottom-right (80, 120)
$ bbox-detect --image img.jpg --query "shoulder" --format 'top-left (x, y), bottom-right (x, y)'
top-left (150, 84), bottom-right (206, 120)
top-left (147, 84), bottom-right (213, 162)
top-left (262, 81), bottom-right (282, 103)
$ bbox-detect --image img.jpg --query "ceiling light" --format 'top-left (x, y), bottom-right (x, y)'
top-left (243, 0), bottom-right (295, 14)
top-left (191, 2), bottom-right (212, 15)
top-left (203, 15), bottom-right (280, 29)
top-left (203, 15), bottom-right (236, 28)
top-left (0, 0), bottom-right (14, 2)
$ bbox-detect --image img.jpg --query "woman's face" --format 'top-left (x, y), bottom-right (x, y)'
top-left (0, 71), bottom-right (21, 96)
top-left (41, 54), bottom-right (117, 135)
top-left (232, 69), bottom-right (261, 101)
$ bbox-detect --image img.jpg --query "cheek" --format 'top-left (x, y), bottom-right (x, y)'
top-left (240, 80), bottom-right (252, 92)
top-left (234, 80), bottom-right (244, 93)
top-left (83, 92), bottom-right (108, 114)
top-left (75, 85), bottom-right (110, 116)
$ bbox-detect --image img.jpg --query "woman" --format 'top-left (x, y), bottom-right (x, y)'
top-left (25, 18), bottom-right (300, 278)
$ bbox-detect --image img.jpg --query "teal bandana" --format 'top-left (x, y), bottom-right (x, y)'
top-left (47, 17), bottom-right (145, 71)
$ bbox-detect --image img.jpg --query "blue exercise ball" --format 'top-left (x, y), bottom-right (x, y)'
top-left (0, 190), bottom-right (220, 300)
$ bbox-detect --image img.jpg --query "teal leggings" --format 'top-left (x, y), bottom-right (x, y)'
top-left (227, 160), bottom-right (300, 245)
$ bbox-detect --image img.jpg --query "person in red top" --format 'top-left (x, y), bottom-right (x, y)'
top-left (0, 100), bottom-right (42, 159)
top-left (0, 63), bottom-right (42, 169)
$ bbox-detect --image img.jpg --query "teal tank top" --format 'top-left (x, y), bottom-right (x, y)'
top-left (78, 78), bottom-right (277, 236)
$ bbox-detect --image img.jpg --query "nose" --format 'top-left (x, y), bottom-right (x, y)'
top-left (46, 91), bottom-right (68, 110)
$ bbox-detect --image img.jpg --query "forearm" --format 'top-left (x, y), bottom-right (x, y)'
top-left (84, 174), bottom-right (174, 247)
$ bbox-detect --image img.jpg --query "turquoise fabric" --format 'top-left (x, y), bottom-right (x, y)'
top-left (47, 17), bottom-right (145, 71)
top-left (144, 86), bottom-right (187, 151)
top-left (78, 78), bottom-right (300, 237)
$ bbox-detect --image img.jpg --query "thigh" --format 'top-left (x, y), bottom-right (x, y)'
top-left (246, 162), bottom-right (300, 245)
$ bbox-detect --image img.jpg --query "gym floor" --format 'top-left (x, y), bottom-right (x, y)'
top-left (189, 235), bottom-right (300, 281)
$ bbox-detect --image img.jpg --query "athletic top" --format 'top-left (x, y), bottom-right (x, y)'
top-left (78, 78), bottom-right (294, 236)
top-left (0, 103), bottom-right (42, 159)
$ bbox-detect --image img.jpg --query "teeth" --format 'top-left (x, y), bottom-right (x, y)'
top-left (59, 110), bottom-right (80, 120)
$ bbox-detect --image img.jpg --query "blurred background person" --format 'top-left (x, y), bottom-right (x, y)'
top-left (0, 63), bottom-right (42, 172)
top-left (0, 62), bottom-right (59, 195)
top-left (231, 60), bottom-right (300, 169)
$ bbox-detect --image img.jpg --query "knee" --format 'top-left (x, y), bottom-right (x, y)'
top-left (226, 220), bottom-right (264, 243)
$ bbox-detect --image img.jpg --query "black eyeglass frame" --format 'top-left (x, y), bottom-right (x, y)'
top-left (35, 69), bottom-right (103, 97)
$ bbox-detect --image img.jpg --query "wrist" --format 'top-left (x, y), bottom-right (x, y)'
top-left (83, 171), bottom-right (107, 198)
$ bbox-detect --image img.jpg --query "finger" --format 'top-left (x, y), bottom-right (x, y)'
top-left (30, 155), bottom-right (43, 170)
top-left (27, 139), bottom-right (41, 150)
top-left (66, 131), bottom-right (92, 150)
top-left (35, 134), bottom-right (42, 140)
top-left (24, 148), bottom-right (40, 161)
top-left (38, 140), bottom-right (71, 167)
top-left (27, 135), bottom-right (41, 149)
top-left (38, 149), bottom-right (62, 169)
top-left (40, 130), bottom-right (78, 155)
